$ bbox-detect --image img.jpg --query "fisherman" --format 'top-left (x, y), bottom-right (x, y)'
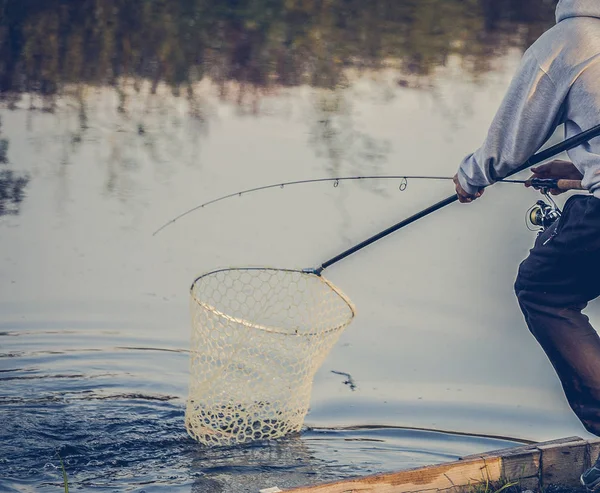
top-left (453, 0), bottom-right (600, 488)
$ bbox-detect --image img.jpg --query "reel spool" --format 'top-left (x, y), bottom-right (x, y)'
top-left (528, 199), bottom-right (561, 230)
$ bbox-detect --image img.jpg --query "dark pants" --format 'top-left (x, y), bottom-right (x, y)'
top-left (515, 195), bottom-right (600, 436)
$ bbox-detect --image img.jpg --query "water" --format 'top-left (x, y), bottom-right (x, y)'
top-left (1, 1), bottom-right (596, 491)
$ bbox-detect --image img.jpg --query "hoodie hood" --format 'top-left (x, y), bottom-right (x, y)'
top-left (556, 0), bottom-right (600, 22)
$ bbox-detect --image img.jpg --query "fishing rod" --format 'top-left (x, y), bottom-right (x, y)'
top-left (152, 174), bottom-right (582, 237)
top-left (311, 123), bottom-right (600, 275)
top-left (153, 175), bottom-right (453, 236)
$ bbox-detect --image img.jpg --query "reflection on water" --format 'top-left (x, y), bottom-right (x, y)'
top-left (0, 0), bottom-right (557, 212)
top-left (0, 116), bottom-right (29, 215)
top-left (0, 169), bottom-right (29, 216)
top-left (1, 0), bottom-right (554, 96)
top-left (3, 1), bottom-right (590, 492)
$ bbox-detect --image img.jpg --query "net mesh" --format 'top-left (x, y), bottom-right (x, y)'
top-left (185, 268), bottom-right (355, 446)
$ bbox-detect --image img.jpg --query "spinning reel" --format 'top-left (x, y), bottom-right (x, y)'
top-left (526, 178), bottom-right (563, 231)
top-left (528, 198), bottom-right (561, 230)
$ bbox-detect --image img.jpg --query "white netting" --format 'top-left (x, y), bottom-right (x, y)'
top-left (185, 268), bottom-right (355, 446)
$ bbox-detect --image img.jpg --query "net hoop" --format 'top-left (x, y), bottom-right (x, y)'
top-left (189, 267), bottom-right (356, 336)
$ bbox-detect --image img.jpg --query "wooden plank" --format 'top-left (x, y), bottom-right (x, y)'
top-left (283, 437), bottom-right (594, 493)
top-left (284, 457), bottom-right (502, 493)
top-left (460, 436), bottom-right (581, 461)
top-left (501, 449), bottom-right (541, 479)
top-left (533, 436), bottom-right (585, 448)
top-left (460, 445), bottom-right (533, 462)
top-left (588, 438), bottom-right (600, 469)
top-left (538, 440), bottom-right (588, 487)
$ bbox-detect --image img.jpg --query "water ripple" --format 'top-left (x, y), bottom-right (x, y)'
top-left (0, 325), bottom-right (523, 492)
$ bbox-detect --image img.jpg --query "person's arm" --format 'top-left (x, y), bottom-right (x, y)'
top-left (456, 47), bottom-right (566, 198)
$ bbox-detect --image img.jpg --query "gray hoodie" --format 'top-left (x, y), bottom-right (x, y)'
top-left (457, 0), bottom-right (600, 197)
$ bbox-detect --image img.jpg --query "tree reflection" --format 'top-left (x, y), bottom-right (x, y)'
top-left (0, 0), bottom-right (557, 209)
top-left (309, 90), bottom-right (389, 177)
top-left (0, 116), bottom-right (29, 216)
top-left (0, 170), bottom-right (29, 216)
top-left (0, 0), bottom-right (557, 100)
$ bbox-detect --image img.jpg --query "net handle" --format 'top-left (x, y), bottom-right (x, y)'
top-left (313, 123), bottom-right (600, 275)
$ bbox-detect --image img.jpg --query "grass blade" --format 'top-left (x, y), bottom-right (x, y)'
top-left (56, 453), bottom-right (69, 493)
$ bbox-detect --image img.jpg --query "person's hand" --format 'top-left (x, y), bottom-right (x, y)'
top-left (525, 159), bottom-right (583, 195)
top-left (453, 174), bottom-right (484, 203)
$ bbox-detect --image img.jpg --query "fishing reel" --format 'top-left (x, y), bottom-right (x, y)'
top-left (526, 182), bottom-right (562, 232)
top-left (528, 199), bottom-right (561, 230)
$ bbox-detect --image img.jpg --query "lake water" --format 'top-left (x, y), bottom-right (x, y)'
top-left (1, 1), bottom-right (596, 492)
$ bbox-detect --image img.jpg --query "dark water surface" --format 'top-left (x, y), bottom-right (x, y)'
top-left (1, 1), bottom-right (596, 491)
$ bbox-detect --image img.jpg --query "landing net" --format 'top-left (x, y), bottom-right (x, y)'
top-left (185, 268), bottom-right (355, 446)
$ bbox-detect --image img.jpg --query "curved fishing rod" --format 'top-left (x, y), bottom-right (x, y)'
top-left (311, 123), bottom-right (600, 275)
top-left (152, 173), bottom-right (578, 236)
top-left (152, 175), bottom-right (456, 236)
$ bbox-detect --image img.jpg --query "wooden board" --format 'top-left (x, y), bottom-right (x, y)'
top-left (284, 457), bottom-right (502, 493)
top-left (539, 439), bottom-right (587, 487)
top-left (283, 437), bottom-right (596, 493)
